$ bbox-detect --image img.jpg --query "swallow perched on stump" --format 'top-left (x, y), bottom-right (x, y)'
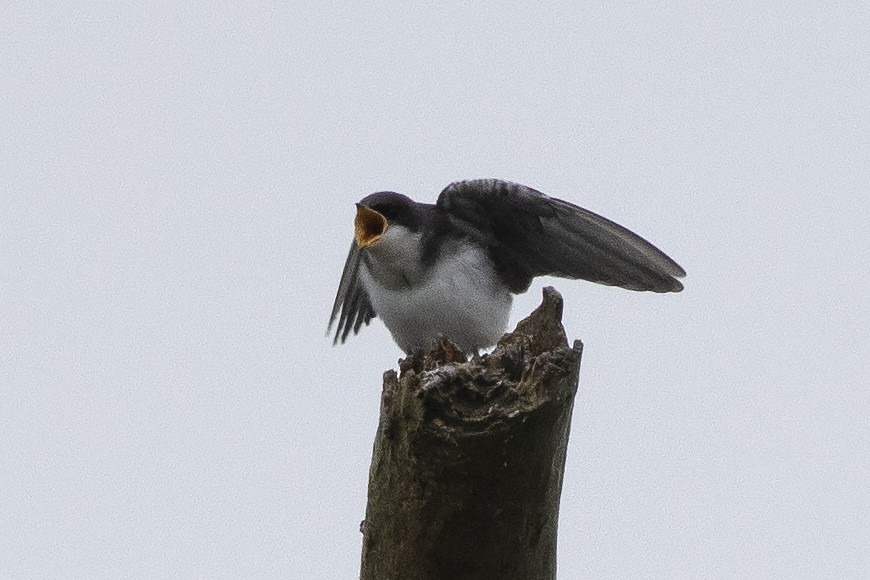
top-left (329, 179), bottom-right (684, 354)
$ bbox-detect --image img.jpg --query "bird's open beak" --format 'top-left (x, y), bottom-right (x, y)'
top-left (354, 204), bottom-right (388, 248)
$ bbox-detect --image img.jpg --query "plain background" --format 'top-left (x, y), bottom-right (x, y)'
top-left (3, 2), bottom-right (868, 578)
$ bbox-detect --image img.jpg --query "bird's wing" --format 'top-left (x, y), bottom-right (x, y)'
top-left (436, 179), bottom-right (685, 293)
top-left (328, 241), bottom-right (376, 344)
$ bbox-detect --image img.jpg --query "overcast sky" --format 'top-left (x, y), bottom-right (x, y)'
top-left (2, 2), bottom-right (869, 578)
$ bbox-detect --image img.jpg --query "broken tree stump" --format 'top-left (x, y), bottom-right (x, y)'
top-left (360, 287), bottom-right (583, 580)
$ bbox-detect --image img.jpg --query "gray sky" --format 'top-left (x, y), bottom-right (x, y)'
top-left (3, 2), bottom-right (868, 577)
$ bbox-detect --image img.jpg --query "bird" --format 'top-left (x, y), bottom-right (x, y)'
top-left (329, 179), bottom-right (685, 354)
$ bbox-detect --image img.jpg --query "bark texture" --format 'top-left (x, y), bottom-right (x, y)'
top-left (360, 287), bottom-right (583, 580)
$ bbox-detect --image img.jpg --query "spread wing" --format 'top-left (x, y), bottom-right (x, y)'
top-left (436, 179), bottom-right (685, 293)
top-left (328, 241), bottom-right (376, 344)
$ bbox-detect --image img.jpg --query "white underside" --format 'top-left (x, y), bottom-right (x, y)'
top-left (359, 228), bottom-right (512, 353)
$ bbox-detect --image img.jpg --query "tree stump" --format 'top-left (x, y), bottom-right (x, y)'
top-left (360, 287), bottom-right (583, 580)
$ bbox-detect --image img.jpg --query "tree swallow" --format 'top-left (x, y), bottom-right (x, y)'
top-left (329, 179), bottom-right (685, 354)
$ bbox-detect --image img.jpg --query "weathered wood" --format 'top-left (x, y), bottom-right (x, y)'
top-left (360, 287), bottom-right (583, 580)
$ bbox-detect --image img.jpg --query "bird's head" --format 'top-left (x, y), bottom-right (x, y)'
top-left (354, 191), bottom-right (422, 248)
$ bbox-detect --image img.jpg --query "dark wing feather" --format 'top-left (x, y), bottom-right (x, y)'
top-left (328, 241), bottom-right (376, 344)
top-left (437, 179), bottom-right (685, 293)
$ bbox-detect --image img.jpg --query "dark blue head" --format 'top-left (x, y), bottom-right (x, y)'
top-left (358, 191), bottom-right (424, 231)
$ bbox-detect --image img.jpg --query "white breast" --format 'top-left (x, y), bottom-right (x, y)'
top-left (359, 227), bottom-right (512, 353)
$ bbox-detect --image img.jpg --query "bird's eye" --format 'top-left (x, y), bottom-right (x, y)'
top-left (372, 205), bottom-right (394, 220)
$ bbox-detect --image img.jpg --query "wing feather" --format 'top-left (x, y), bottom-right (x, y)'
top-left (328, 241), bottom-right (376, 344)
top-left (437, 179), bottom-right (685, 293)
